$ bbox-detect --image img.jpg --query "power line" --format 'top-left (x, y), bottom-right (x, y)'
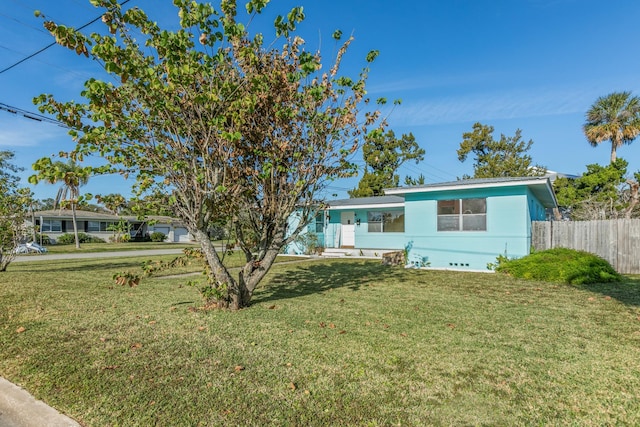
top-left (0, 0), bottom-right (130, 75)
top-left (0, 11), bottom-right (49, 35)
top-left (0, 43), bottom-right (91, 79)
top-left (0, 102), bottom-right (68, 127)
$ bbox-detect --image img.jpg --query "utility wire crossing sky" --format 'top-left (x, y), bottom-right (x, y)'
top-left (1, 0), bottom-right (640, 200)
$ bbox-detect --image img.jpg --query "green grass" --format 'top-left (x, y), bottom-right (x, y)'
top-left (42, 241), bottom-right (200, 254)
top-left (1, 258), bottom-right (640, 426)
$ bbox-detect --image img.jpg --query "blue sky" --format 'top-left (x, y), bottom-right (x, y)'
top-left (2, 0), bottom-right (640, 201)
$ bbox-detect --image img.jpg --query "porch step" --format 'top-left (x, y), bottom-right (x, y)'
top-left (320, 248), bottom-right (385, 259)
top-left (320, 248), bottom-right (350, 258)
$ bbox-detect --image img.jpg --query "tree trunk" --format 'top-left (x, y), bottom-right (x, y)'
top-left (625, 179), bottom-right (639, 219)
top-left (231, 276), bottom-right (253, 310)
top-left (191, 228), bottom-right (239, 308)
top-left (610, 143), bottom-right (617, 164)
top-left (71, 203), bottom-right (80, 249)
top-left (237, 246), bottom-right (281, 305)
top-left (190, 228), bottom-right (285, 310)
top-left (0, 254), bottom-right (12, 272)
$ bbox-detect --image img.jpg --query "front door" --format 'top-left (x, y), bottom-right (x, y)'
top-left (340, 211), bottom-right (355, 247)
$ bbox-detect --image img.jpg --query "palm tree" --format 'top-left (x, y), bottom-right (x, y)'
top-left (29, 159), bottom-right (90, 249)
top-left (584, 91), bottom-right (640, 164)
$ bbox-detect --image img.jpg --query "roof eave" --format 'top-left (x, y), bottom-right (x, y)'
top-left (327, 202), bottom-right (405, 210)
top-left (384, 178), bottom-right (558, 209)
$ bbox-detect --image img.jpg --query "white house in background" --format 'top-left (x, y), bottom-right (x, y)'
top-left (31, 210), bottom-right (193, 243)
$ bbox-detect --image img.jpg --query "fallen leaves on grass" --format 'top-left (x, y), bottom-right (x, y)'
top-left (101, 365), bottom-right (119, 370)
top-left (15, 326), bottom-right (26, 334)
top-left (234, 365), bottom-right (244, 372)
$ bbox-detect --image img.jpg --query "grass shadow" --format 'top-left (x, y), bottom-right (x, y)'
top-left (580, 276), bottom-right (640, 307)
top-left (253, 260), bottom-right (406, 304)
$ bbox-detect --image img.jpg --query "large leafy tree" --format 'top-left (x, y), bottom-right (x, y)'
top-left (34, 0), bottom-right (383, 309)
top-left (553, 158), bottom-right (640, 219)
top-left (0, 151), bottom-right (33, 271)
top-left (457, 122), bottom-right (546, 179)
top-left (584, 91), bottom-right (640, 164)
top-left (96, 193), bottom-right (128, 215)
top-left (29, 159), bottom-right (91, 249)
top-left (349, 130), bottom-right (424, 197)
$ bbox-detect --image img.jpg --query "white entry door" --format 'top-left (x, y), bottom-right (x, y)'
top-left (340, 211), bottom-right (355, 247)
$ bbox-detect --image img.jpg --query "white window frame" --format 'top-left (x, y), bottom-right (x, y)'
top-left (437, 198), bottom-right (487, 232)
top-left (367, 210), bottom-right (405, 233)
top-left (41, 219), bottom-right (62, 232)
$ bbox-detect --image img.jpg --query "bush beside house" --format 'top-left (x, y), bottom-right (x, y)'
top-left (495, 248), bottom-right (622, 285)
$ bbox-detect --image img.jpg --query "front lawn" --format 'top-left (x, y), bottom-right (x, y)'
top-left (1, 258), bottom-right (639, 426)
top-left (41, 241), bottom-right (200, 254)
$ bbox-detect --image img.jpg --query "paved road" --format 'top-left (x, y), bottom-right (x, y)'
top-left (12, 248), bottom-right (189, 263)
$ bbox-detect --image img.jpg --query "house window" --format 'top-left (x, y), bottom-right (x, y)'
top-left (367, 211), bottom-right (405, 233)
top-left (87, 221), bottom-right (111, 232)
top-left (41, 220), bottom-right (62, 232)
top-left (437, 198), bottom-right (486, 231)
top-left (314, 214), bottom-right (324, 233)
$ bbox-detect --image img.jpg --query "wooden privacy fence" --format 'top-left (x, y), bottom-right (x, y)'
top-left (532, 219), bottom-right (640, 274)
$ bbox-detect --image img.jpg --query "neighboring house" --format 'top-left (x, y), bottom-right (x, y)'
top-left (31, 210), bottom-right (193, 243)
top-left (291, 177), bottom-right (558, 271)
top-left (543, 169), bottom-right (580, 182)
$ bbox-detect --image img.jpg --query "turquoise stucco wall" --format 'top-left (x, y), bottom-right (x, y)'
top-left (403, 186), bottom-right (535, 270)
top-left (321, 183), bottom-right (550, 269)
top-left (325, 209), bottom-right (405, 250)
top-left (284, 210), bottom-right (325, 255)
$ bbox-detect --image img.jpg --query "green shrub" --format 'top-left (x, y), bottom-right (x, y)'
top-left (34, 233), bottom-right (51, 245)
top-left (150, 231), bottom-right (166, 242)
top-left (495, 248), bottom-right (622, 285)
top-left (294, 232), bottom-right (322, 255)
top-left (56, 233), bottom-right (105, 244)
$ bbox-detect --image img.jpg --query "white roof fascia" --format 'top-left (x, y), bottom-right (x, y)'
top-left (384, 178), bottom-right (550, 195)
top-left (327, 202), bottom-right (405, 210)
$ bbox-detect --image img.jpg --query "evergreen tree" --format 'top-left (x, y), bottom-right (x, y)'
top-left (457, 122), bottom-right (545, 179)
top-left (554, 158), bottom-right (639, 219)
top-left (349, 130), bottom-right (424, 197)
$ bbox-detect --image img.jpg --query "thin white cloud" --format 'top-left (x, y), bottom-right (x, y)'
top-left (387, 86), bottom-right (597, 127)
top-left (367, 71), bottom-right (502, 96)
top-left (0, 117), bottom-right (68, 147)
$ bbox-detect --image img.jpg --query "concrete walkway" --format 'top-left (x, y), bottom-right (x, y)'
top-left (0, 378), bottom-right (80, 427)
